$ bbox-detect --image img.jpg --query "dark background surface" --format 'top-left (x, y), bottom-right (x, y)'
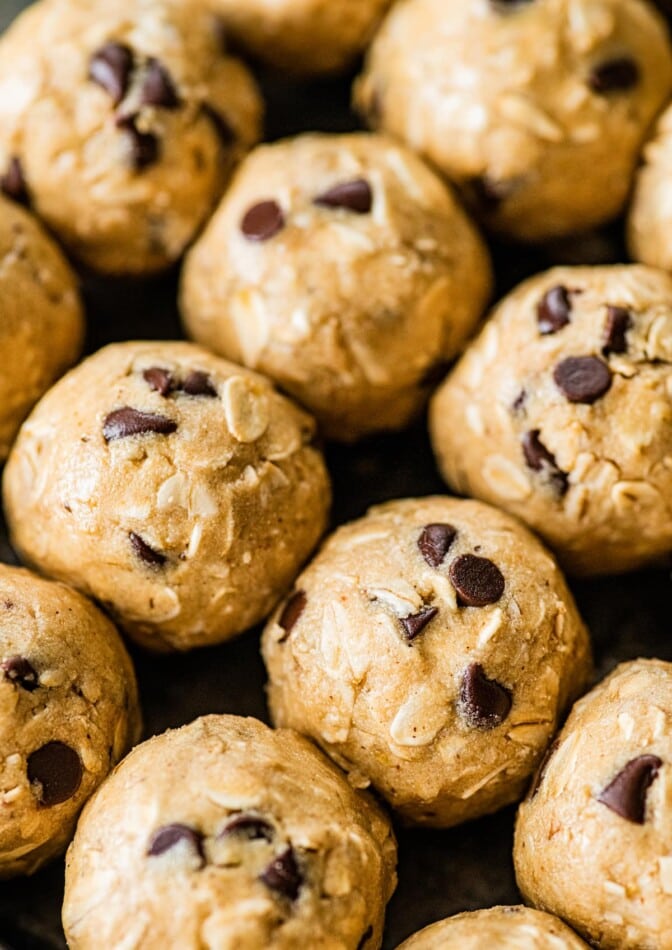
top-left (0, 1), bottom-right (671, 948)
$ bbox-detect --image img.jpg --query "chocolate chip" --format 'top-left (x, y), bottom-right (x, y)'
top-left (521, 430), bottom-right (568, 496)
top-left (314, 179), bottom-right (373, 214)
top-left (537, 285), bottom-right (572, 335)
top-left (27, 741), bottom-right (82, 806)
top-left (459, 663), bottom-right (512, 729)
top-left (530, 738), bottom-right (560, 797)
top-left (1, 656), bottom-right (38, 691)
top-left (117, 115), bottom-right (161, 171)
top-left (260, 847), bottom-right (302, 901)
top-left (89, 42), bottom-right (134, 106)
top-left (139, 58), bottom-right (180, 109)
top-left (241, 201), bottom-right (285, 242)
top-left (103, 407), bottom-right (177, 441)
top-left (129, 532), bottom-right (167, 568)
top-left (598, 755), bottom-right (663, 824)
top-left (147, 824), bottom-right (205, 865)
top-left (418, 524), bottom-right (457, 568)
top-left (400, 606), bottom-right (439, 642)
top-left (603, 305), bottom-right (631, 355)
top-left (143, 367), bottom-right (174, 397)
top-left (553, 356), bottom-right (612, 404)
top-left (449, 554), bottom-right (505, 607)
top-left (589, 57), bottom-right (640, 94)
top-left (220, 814), bottom-right (274, 841)
top-left (278, 591), bottom-right (307, 643)
top-left (181, 371), bottom-right (217, 397)
top-left (0, 157), bottom-right (29, 205)
top-left (202, 104), bottom-right (236, 147)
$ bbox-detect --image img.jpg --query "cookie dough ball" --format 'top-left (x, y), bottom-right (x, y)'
top-left (355, 0), bottom-right (672, 242)
top-left (629, 101), bottom-right (672, 273)
top-left (3, 341), bottom-right (330, 652)
top-left (397, 906), bottom-right (590, 949)
top-left (63, 715), bottom-right (397, 950)
top-left (0, 564), bottom-right (140, 879)
top-left (262, 497), bottom-right (591, 827)
top-left (514, 659), bottom-right (672, 949)
top-left (430, 265), bottom-right (672, 577)
top-left (181, 133), bottom-right (492, 442)
top-left (0, 0), bottom-right (262, 275)
top-left (0, 194), bottom-right (83, 460)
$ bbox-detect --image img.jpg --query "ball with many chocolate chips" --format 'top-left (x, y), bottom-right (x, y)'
top-left (62, 715), bottom-right (397, 949)
top-left (3, 341), bottom-right (331, 651)
top-left (181, 133), bottom-right (492, 442)
top-left (0, 0), bottom-right (262, 275)
top-left (262, 497), bottom-right (591, 827)
top-left (514, 659), bottom-right (672, 949)
top-left (355, 0), bottom-right (672, 241)
top-left (430, 264), bottom-right (672, 576)
top-left (0, 564), bottom-right (140, 879)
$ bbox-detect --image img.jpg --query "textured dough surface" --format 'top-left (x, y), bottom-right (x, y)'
top-left (355, 0), bottom-right (672, 241)
top-left (3, 341), bottom-right (331, 652)
top-left (629, 100), bottom-right (672, 274)
top-left (63, 715), bottom-right (397, 950)
top-left (0, 564), bottom-right (140, 878)
top-left (181, 133), bottom-right (492, 442)
top-left (263, 497), bottom-right (591, 827)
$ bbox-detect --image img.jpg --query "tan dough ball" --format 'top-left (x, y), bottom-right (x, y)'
top-left (0, 0), bottom-right (262, 275)
top-left (430, 264), bottom-right (672, 577)
top-left (0, 564), bottom-right (140, 879)
top-left (3, 341), bottom-right (330, 652)
top-left (214, 0), bottom-right (392, 76)
top-left (514, 659), bottom-right (672, 950)
top-left (262, 497), bottom-right (591, 827)
top-left (629, 102), bottom-right (672, 273)
top-left (0, 194), bottom-right (83, 460)
top-left (396, 906), bottom-right (590, 949)
top-left (355, 0), bottom-right (672, 241)
top-left (181, 133), bottom-right (492, 442)
top-left (62, 715), bottom-right (397, 950)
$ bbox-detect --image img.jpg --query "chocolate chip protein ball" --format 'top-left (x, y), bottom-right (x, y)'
top-left (396, 906), bottom-right (590, 949)
top-left (0, 564), bottom-right (140, 879)
top-left (355, 0), bottom-right (672, 241)
top-left (262, 497), bottom-right (591, 827)
top-left (181, 133), bottom-right (492, 442)
top-left (3, 341), bottom-right (330, 652)
top-left (430, 265), bottom-right (672, 577)
top-left (62, 715), bottom-right (397, 949)
top-left (0, 0), bottom-right (262, 275)
top-left (0, 193), bottom-right (83, 460)
top-left (514, 659), bottom-right (672, 949)
top-left (629, 101), bottom-right (672, 273)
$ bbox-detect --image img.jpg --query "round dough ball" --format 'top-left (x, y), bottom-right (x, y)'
top-left (430, 264), bottom-right (672, 577)
top-left (629, 101), bottom-right (672, 273)
top-left (62, 715), bottom-right (397, 950)
top-left (3, 341), bottom-right (330, 652)
top-left (214, 0), bottom-right (392, 76)
top-left (396, 906), bottom-right (590, 949)
top-left (0, 564), bottom-right (140, 879)
top-left (514, 659), bottom-right (672, 949)
top-left (0, 193), bottom-right (83, 459)
top-left (181, 133), bottom-right (492, 442)
top-left (355, 0), bottom-right (672, 242)
top-left (0, 0), bottom-right (262, 275)
top-left (262, 497), bottom-right (591, 827)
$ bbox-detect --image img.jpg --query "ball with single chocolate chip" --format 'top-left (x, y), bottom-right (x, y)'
top-left (0, 0), bottom-right (262, 275)
top-left (0, 564), bottom-right (140, 878)
top-left (262, 497), bottom-right (591, 827)
top-left (430, 264), bottom-right (672, 576)
top-left (3, 341), bottom-right (330, 651)
top-left (181, 132), bottom-right (492, 442)
top-left (514, 659), bottom-right (672, 949)
top-left (62, 715), bottom-right (397, 949)
top-left (355, 0), bottom-right (672, 241)
top-left (0, 193), bottom-right (83, 460)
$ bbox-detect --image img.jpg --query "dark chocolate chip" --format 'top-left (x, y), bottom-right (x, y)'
top-left (598, 755), bottom-right (663, 824)
top-left (521, 429), bottom-right (569, 496)
top-left (537, 285), bottom-right (572, 335)
top-left (589, 57), bottom-right (640, 94)
top-left (27, 741), bottom-right (82, 806)
top-left (260, 847), bottom-right (302, 901)
top-left (129, 532), bottom-right (167, 568)
top-left (117, 115), bottom-right (161, 171)
top-left (103, 407), bottom-right (177, 441)
top-left (147, 823), bottom-right (205, 865)
top-left (449, 554), bottom-right (505, 607)
top-left (139, 58), bottom-right (180, 109)
top-left (89, 42), bottom-right (134, 106)
top-left (459, 663), bottom-right (512, 729)
top-left (143, 367), bottom-right (174, 397)
top-left (220, 814), bottom-right (274, 841)
top-left (418, 523), bottom-right (457, 568)
top-left (400, 606), bottom-right (439, 642)
top-left (1, 656), bottom-right (38, 691)
top-left (553, 356), bottom-right (612, 404)
top-left (530, 738), bottom-right (560, 797)
top-left (314, 179), bottom-right (373, 214)
top-left (277, 591), bottom-right (307, 643)
top-left (603, 305), bottom-right (632, 355)
top-left (241, 201), bottom-right (285, 241)
top-left (202, 104), bottom-right (236, 147)
top-left (181, 371), bottom-right (217, 397)
top-left (357, 926), bottom-right (374, 950)
top-left (0, 157), bottom-right (29, 205)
